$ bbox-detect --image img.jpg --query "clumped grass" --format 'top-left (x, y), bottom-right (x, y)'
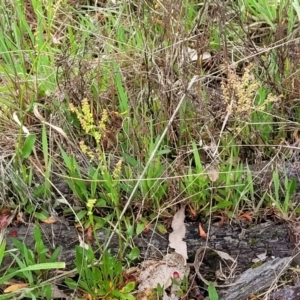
top-left (0, 0), bottom-right (299, 298)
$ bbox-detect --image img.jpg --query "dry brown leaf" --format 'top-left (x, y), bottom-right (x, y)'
top-left (213, 249), bottom-right (236, 262)
top-left (82, 293), bottom-right (93, 300)
top-left (202, 52), bottom-right (212, 60)
top-left (78, 233), bottom-right (89, 250)
top-left (198, 223), bottom-right (207, 239)
top-left (194, 247), bottom-right (237, 288)
top-left (15, 213), bottom-right (26, 225)
top-left (33, 104), bottom-right (69, 140)
top-left (13, 112), bottom-right (30, 135)
top-left (207, 166), bottom-right (219, 182)
top-left (186, 48), bottom-right (211, 62)
top-left (252, 252), bottom-right (267, 263)
top-left (169, 206), bottom-right (187, 262)
top-left (4, 283), bottom-right (29, 293)
top-left (41, 216), bottom-right (57, 224)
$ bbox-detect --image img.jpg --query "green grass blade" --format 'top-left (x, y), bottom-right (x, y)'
top-left (0, 262), bottom-right (65, 285)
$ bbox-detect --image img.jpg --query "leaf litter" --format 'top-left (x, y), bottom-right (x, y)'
top-left (136, 207), bottom-right (190, 299)
top-left (136, 253), bottom-right (190, 300)
top-left (168, 206), bottom-right (188, 262)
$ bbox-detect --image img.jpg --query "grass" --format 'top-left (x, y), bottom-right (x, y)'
top-left (0, 0), bottom-right (299, 298)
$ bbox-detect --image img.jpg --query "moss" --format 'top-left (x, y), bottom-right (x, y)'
top-left (250, 238), bottom-right (258, 245)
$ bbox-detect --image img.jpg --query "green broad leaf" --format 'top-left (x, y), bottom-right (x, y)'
top-left (122, 153), bottom-right (138, 167)
top-left (59, 145), bottom-right (72, 170)
top-left (75, 246), bottom-right (85, 272)
top-left (92, 216), bottom-right (106, 229)
top-left (136, 221), bottom-right (147, 235)
top-left (34, 211), bottom-right (49, 221)
top-left (208, 282), bottom-right (219, 300)
top-left (78, 280), bottom-right (91, 293)
top-left (49, 246), bottom-right (62, 262)
top-left (21, 134), bottom-right (36, 159)
top-left (34, 226), bottom-right (42, 241)
top-left (126, 247), bottom-right (140, 261)
top-left (192, 140), bottom-right (203, 173)
top-left (156, 149), bottom-right (171, 156)
top-left (44, 284), bottom-right (52, 300)
top-left (96, 198), bottom-right (107, 207)
top-left (0, 240), bottom-right (5, 266)
top-left (90, 167), bottom-right (100, 197)
top-left (121, 281), bottom-right (135, 293)
top-left (97, 289), bottom-right (108, 296)
top-left (113, 63), bottom-right (129, 113)
top-left (293, 0), bottom-right (300, 20)
top-left (156, 223), bottom-right (167, 234)
top-left (126, 224), bottom-right (134, 238)
top-left (65, 278), bottom-right (77, 289)
top-left (76, 210), bottom-right (87, 221)
top-left (11, 239), bottom-right (34, 263)
top-left (214, 201), bottom-right (233, 209)
top-left (42, 124), bottom-right (48, 165)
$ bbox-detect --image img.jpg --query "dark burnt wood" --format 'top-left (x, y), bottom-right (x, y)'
top-left (3, 221), bottom-right (295, 272)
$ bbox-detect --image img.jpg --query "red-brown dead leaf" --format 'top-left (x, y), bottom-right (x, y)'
top-left (217, 216), bottom-right (227, 227)
top-left (239, 212), bottom-right (253, 223)
top-left (0, 208), bottom-right (11, 228)
top-left (0, 208), bottom-right (11, 216)
top-left (198, 223), bottom-right (207, 239)
top-left (187, 204), bottom-right (196, 217)
top-left (212, 213), bottom-right (229, 227)
top-left (119, 272), bottom-right (137, 289)
top-left (142, 221), bottom-right (150, 234)
top-left (110, 111), bottom-right (123, 129)
top-left (102, 130), bottom-right (117, 150)
top-left (76, 225), bottom-right (83, 232)
top-left (86, 226), bottom-right (93, 244)
top-left (164, 217), bottom-right (173, 229)
top-left (0, 215), bottom-right (9, 228)
top-left (82, 293), bottom-right (93, 300)
top-left (10, 230), bottom-right (18, 237)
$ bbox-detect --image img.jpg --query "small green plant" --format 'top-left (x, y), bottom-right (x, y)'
top-left (66, 247), bottom-right (135, 300)
top-left (171, 274), bottom-right (189, 298)
top-left (0, 226), bottom-right (64, 299)
top-left (0, 0), bottom-right (299, 298)
top-left (138, 131), bottom-right (170, 208)
top-left (62, 99), bottom-right (124, 204)
top-left (62, 98), bottom-right (134, 256)
top-left (180, 141), bottom-right (210, 208)
top-left (269, 170), bottom-right (296, 219)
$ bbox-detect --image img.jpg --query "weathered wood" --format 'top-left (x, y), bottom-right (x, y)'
top-left (218, 257), bottom-right (293, 300)
top-left (3, 221), bottom-right (295, 273)
top-left (269, 284), bottom-right (300, 300)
